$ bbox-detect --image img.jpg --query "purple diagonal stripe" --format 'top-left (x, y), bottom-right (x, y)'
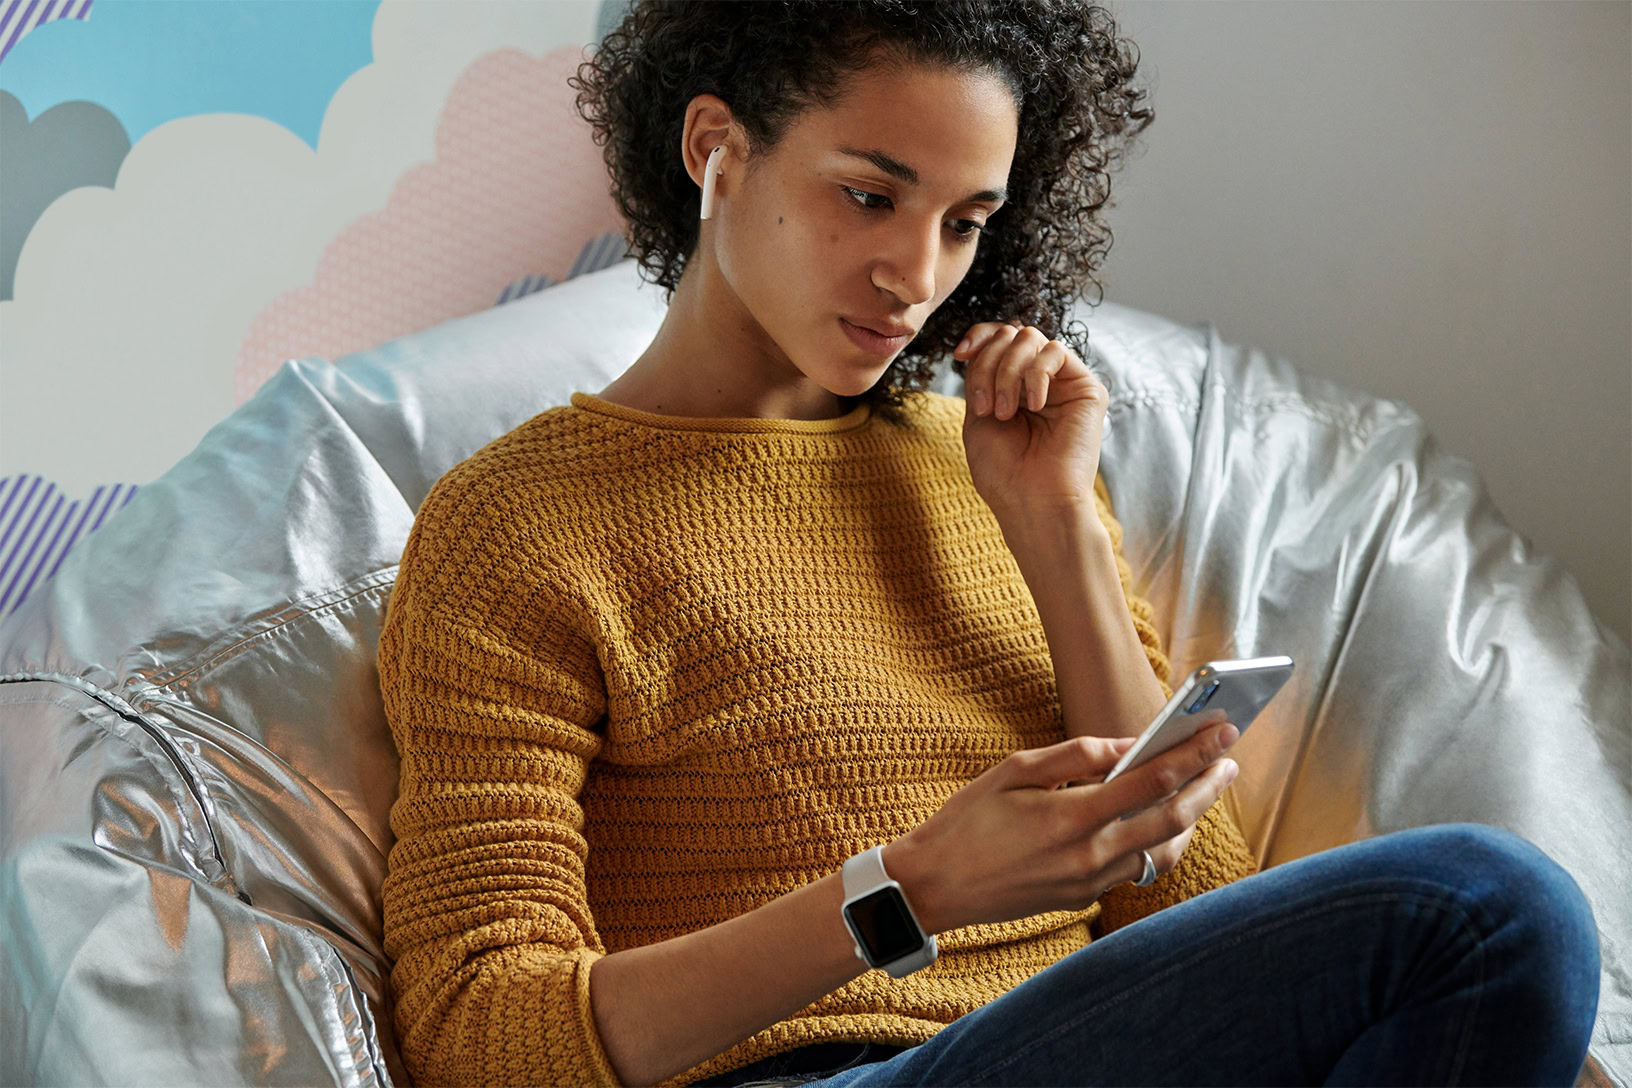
top-left (22, 0), bottom-right (55, 33)
top-left (85, 484), bottom-right (117, 534)
top-left (88, 482), bottom-right (129, 533)
top-left (0, 477), bottom-right (52, 595)
top-left (44, 485), bottom-right (101, 582)
top-left (0, 0), bottom-right (33, 45)
top-left (0, 475), bottom-right (27, 531)
top-left (0, 0), bottom-right (44, 55)
top-left (10, 494), bottom-right (79, 614)
top-left (0, 0), bottom-right (89, 67)
top-left (0, 475), bottom-right (43, 571)
top-left (0, 492), bottom-right (64, 615)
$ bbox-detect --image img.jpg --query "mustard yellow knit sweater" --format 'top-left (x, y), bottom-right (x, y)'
top-left (377, 389), bottom-right (1259, 1088)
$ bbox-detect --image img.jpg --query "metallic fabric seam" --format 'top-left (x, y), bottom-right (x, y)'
top-left (137, 569), bottom-right (398, 696)
top-left (326, 934), bottom-right (391, 1087)
top-left (0, 670), bottom-right (239, 896)
top-left (1, 671), bottom-right (396, 1086)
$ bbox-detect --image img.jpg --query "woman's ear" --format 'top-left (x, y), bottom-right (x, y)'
top-left (681, 94), bottom-right (741, 191)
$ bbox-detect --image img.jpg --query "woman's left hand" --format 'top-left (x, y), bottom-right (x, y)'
top-left (955, 319), bottom-right (1109, 522)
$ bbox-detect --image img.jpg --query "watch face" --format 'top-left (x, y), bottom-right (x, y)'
top-left (845, 886), bottom-right (925, 963)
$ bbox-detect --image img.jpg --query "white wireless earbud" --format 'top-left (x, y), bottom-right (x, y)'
top-left (699, 144), bottom-right (728, 220)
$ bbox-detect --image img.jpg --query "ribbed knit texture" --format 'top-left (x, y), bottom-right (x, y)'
top-left (377, 389), bottom-right (1259, 1088)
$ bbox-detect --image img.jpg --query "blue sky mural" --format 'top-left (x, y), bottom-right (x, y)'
top-left (0, 0), bottom-right (379, 150)
top-left (0, 0), bottom-right (381, 300)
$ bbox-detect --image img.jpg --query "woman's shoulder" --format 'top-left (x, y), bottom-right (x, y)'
top-left (409, 408), bottom-right (613, 558)
top-left (431, 402), bottom-right (627, 494)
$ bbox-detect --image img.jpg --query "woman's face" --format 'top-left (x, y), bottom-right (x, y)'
top-left (698, 60), bottom-right (1020, 405)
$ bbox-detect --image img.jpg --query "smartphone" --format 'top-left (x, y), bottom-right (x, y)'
top-left (1102, 656), bottom-right (1295, 811)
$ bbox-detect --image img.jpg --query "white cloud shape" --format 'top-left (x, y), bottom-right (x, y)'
top-left (1, 0), bottom-right (602, 494)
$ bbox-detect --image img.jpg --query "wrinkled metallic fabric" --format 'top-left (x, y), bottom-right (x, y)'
top-left (2, 258), bottom-right (1627, 1087)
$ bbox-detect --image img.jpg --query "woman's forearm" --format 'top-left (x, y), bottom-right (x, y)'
top-left (588, 836), bottom-right (947, 1086)
top-left (999, 509), bottom-right (1169, 743)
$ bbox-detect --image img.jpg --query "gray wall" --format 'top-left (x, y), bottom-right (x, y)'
top-left (1098, 0), bottom-right (1630, 644)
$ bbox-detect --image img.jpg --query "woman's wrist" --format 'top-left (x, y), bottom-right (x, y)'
top-left (995, 502), bottom-right (1111, 560)
top-left (883, 833), bottom-right (952, 937)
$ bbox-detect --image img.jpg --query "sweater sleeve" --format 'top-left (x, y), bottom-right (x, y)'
top-left (1086, 474), bottom-right (1261, 937)
top-left (377, 509), bottom-right (621, 1088)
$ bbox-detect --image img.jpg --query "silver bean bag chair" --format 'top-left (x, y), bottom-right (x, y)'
top-left (3, 256), bottom-right (1626, 1087)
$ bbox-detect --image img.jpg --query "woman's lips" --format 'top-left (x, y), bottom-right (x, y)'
top-left (840, 317), bottom-right (910, 355)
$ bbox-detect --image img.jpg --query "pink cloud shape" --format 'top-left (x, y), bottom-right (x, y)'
top-left (234, 46), bottom-right (624, 404)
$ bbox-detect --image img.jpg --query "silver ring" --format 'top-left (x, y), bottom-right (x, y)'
top-left (1134, 849), bottom-right (1157, 887)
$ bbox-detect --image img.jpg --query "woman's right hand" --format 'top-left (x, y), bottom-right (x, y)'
top-left (885, 722), bottom-right (1241, 935)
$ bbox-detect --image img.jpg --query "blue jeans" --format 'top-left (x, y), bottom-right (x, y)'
top-left (692, 824), bottom-right (1600, 1087)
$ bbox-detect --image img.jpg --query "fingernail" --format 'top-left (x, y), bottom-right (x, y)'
top-left (972, 389), bottom-right (988, 415)
top-left (997, 391), bottom-right (1013, 416)
top-left (1219, 723), bottom-right (1239, 746)
top-left (956, 337), bottom-right (970, 354)
top-left (1222, 758), bottom-right (1239, 782)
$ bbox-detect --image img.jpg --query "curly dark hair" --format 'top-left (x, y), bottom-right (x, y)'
top-left (568, 0), bottom-right (1155, 427)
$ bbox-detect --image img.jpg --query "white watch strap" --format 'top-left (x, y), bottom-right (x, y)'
top-left (842, 843), bottom-right (890, 897)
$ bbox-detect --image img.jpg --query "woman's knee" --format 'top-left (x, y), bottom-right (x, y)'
top-left (1414, 823), bottom-right (1591, 907)
top-left (1391, 823), bottom-right (1601, 987)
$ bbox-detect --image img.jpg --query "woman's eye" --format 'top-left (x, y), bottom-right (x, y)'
top-left (842, 186), bottom-right (891, 211)
top-left (842, 187), bottom-right (987, 243)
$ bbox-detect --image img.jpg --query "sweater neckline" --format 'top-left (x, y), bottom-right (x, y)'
top-left (568, 391), bottom-right (872, 435)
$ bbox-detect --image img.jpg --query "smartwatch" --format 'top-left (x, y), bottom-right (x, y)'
top-left (841, 844), bottom-right (938, 978)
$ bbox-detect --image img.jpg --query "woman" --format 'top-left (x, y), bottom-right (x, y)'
top-left (375, 2), bottom-right (1602, 1085)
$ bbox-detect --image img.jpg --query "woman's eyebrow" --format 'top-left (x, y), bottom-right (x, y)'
top-left (834, 144), bottom-right (1008, 205)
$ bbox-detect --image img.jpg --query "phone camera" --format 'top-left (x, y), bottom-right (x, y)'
top-left (1185, 679), bottom-right (1222, 714)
